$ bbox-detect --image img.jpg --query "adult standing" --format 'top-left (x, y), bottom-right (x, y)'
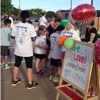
top-left (9, 12), bottom-right (14, 29)
top-left (39, 12), bottom-right (47, 27)
top-left (81, 20), bottom-right (97, 43)
top-left (44, 18), bottom-right (61, 70)
top-left (11, 10), bottom-right (38, 89)
top-left (60, 13), bottom-right (69, 27)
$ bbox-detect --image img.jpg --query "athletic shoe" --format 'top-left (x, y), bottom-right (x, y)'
top-left (49, 75), bottom-right (53, 81)
top-left (52, 77), bottom-right (59, 82)
top-left (35, 70), bottom-right (45, 76)
top-left (4, 65), bottom-right (12, 69)
top-left (91, 91), bottom-right (95, 96)
top-left (27, 81), bottom-right (38, 89)
top-left (12, 78), bottom-right (21, 86)
top-left (87, 91), bottom-right (91, 96)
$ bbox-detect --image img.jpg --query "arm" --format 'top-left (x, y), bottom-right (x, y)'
top-left (89, 33), bottom-right (95, 42)
top-left (46, 31), bottom-right (50, 41)
top-left (35, 44), bottom-right (47, 49)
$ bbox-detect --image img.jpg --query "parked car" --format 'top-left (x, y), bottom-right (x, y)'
top-left (35, 18), bottom-right (39, 22)
top-left (29, 17), bottom-right (35, 22)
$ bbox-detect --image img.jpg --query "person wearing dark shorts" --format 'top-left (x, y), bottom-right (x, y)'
top-left (49, 25), bottom-right (65, 82)
top-left (11, 10), bottom-right (38, 89)
top-left (34, 25), bottom-right (47, 76)
top-left (44, 18), bottom-right (61, 70)
top-left (0, 19), bottom-right (12, 69)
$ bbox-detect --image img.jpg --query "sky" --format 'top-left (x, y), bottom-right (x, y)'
top-left (11, 0), bottom-right (100, 12)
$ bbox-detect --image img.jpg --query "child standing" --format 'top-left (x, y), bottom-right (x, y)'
top-left (49, 25), bottom-right (65, 82)
top-left (34, 25), bottom-right (48, 76)
top-left (0, 19), bottom-right (12, 69)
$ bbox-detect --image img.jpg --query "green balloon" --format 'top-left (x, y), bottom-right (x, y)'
top-left (64, 38), bottom-right (75, 49)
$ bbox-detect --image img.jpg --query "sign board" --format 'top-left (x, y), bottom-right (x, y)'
top-left (56, 40), bottom-right (100, 100)
top-left (62, 41), bottom-right (94, 91)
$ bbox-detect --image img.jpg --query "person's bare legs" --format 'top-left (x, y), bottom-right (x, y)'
top-left (50, 65), bottom-right (54, 75)
top-left (13, 66), bottom-right (19, 81)
top-left (44, 47), bottom-right (50, 69)
top-left (35, 58), bottom-right (41, 71)
top-left (53, 66), bottom-right (58, 77)
top-left (4, 55), bottom-right (8, 64)
top-left (26, 68), bottom-right (33, 84)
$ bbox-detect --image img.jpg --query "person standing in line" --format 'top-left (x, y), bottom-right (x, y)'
top-left (49, 25), bottom-right (65, 82)
top-left (39, 12), bottom-right (47, 27)
top-left (81, 20), bottom-right (97, 44)
top-left (34, 25), bottom-right (48, 76)
top-left (11, 10), bottom-right (38, 89)
top-left (60, 22), bottom-right (81, 60)
top-left (49, 15), bottom-right (56, 25)
top-left (44, 18), bottom-right (61, 70)
top-left (9, 12), bottom-right (14, 29)
top-left (60, 13), bottom-right (69, 27)
top-left (0, 19), bottom-right (12, 69)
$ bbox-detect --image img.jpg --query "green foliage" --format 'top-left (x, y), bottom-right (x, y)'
top-left (12, 7), bottom-right (20, 16)
top-left (46, 11), bottom-right (56, 18)
top-left (1, 0), bottom-right (56, 18)
top-left (1, 0), bottom-right (13, 15)
top-left (26, 8), bottom-right (42, 17)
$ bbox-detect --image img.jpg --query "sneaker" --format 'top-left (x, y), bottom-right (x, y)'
top-left (27, 81), bottom-right (38, 89)
top-left (4, 65), bottom-right (12, 69)
top-left (35, 70), bottom-right (45, 76)
top-left (49, 75), bottom-right (53, 81)
top-left (52, 77), bottom-right (59, 82)
top-left (87, 91), bottom-right (91, 96)
top-left (12, 78), bottom-right (21, 86)
top-left (39, 70), bottom-right (45, 75)
top-left (91, 91), bottom-right (95, 96)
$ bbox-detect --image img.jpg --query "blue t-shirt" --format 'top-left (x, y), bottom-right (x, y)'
top-left (0, 27), bottom-right (11, 46)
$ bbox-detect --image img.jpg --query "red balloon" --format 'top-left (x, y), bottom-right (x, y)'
top-left (71, 4), bottom-right (96, 22)
top-left (94, 39), bottom-right (100, 65)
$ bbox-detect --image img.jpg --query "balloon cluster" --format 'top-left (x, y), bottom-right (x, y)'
top-left (68, 4), bottom-right (96, 27)
top-left (94, 39), bottom-right (100, 66)
top-left (57, 36), bottom-right (75, 50)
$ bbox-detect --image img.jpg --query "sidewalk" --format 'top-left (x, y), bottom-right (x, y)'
top-left (1, 39), bottom-right (67, 100)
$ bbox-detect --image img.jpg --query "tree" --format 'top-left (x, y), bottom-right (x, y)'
top-left (12, 7), bottom-right (20, 16)
top-left (46, 11), bottom-right (56, 18)
top-left (1, 0), bottom-right (13, 15)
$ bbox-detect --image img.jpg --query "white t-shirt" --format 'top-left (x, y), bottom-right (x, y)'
top-left (34, 35), bottom-right (46, 54)
top-left (39, 16), bottom-right (47, 27)
top-left (9, 17), bottom-right (14, 29)
top-left (11, 22), bottom-right (37, 57)
top-left (50, 32), bottom-right (62, 59)
top-left (60, 28), bottom-right (81, 52)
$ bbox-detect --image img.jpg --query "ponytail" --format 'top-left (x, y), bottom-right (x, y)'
top-left (22, 18), bottom-right (26, 23)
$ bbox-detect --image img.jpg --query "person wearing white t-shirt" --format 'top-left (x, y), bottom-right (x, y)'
top-left (11, 10), bottom-right (38, 89)
top-left (39, 12), bottom-right (47, 27)
top-left (34, 25), bottom-right (48, 76)
top-left (9, 13), bottom-right (14, 29)
top-left (49, 25), bottom-right (65, 82)
top-left (60, 22), bottom-right (81, 60)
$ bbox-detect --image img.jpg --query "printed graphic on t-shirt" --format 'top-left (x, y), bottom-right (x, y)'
top-left (50, 35), bottom-right (57, 52)
top-left (16, 26), bottom-right (28, 44)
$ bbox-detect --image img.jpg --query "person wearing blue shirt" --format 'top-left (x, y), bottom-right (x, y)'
top-left (0, 19), bottom-right (12, 69)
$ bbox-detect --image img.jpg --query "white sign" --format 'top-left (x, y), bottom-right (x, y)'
top-left (62, 43), bottom-right (93, 91)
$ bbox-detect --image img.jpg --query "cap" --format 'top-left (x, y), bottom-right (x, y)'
top-left (20, 10), bottom-right (29, 18)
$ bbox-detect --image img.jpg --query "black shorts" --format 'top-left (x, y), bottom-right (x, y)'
top-left (34, 53), bottom-right (46, 60)
top-left (1, 46), bottom-right (9, 56)
top-left (14, 55), bottom-right (33, 68)
top-left (50, 58), bottom-right (61, 67)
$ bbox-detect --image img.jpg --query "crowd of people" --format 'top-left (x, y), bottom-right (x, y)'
top-left (0, 10), bottom-right (98, 90)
